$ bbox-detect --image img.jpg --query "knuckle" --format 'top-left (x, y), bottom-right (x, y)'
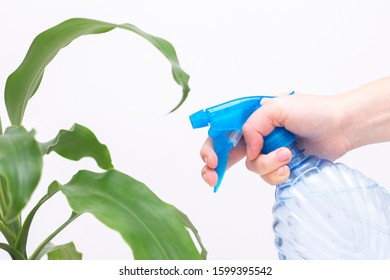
top-left (261, 169), bottom-right (289, 185)
top-left (260, 174), bottom-right (273, 185)
top-left (245, 158), bottom-right (254, 172)
top-left (201, 165), bottom-right (208, 175)
top-left (257, 154), bottom-right (273, 175)
top-left (261, 173), bottom-right (279, 185)
top-left (242, 122), bottom-right (253, 136)
top-left (246, 156), bottom-right (268, 175)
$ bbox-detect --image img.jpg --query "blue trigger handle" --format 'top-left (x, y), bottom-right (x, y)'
top-left (189, 93), bottom-right (296, 192)
top-left (211, 134), bottom-right (233, 192)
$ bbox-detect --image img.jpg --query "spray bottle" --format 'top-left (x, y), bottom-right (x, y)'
top-left (190, 94), bottom-right (390, 259)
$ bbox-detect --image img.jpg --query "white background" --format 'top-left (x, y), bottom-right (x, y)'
top-left (1, 0), bottom-right (390, 260)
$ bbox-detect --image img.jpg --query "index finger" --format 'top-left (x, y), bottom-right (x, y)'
top-left (200, 136), bottom-right (247, 170)
top-left (200, 137), bottom-right (218, 169)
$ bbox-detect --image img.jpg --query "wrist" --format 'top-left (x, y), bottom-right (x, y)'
top-left (327, 92), bottom-right (355, 153)
top-left (337, 77), bottom-right (390, 151)
top-left (335, 90), bottom-right (363, 151)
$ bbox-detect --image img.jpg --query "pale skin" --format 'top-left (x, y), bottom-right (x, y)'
top-left (200, 76), bottom-right (390, 186)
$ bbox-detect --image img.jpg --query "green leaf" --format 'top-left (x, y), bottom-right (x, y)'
top-left (47, 242), bottom-right (82, 260)
top-left (5, 17), bottom-right (190, 126)
top-left (175, 207), bottom-right (207, 259)
top-left (0, 222), bottom-right (16, 246)
top-left (41, 124), bottom-right (113, 170)
top-left (0, 242), bottom-right (26, 260)
top-left (60, 170), bottom-right (203, 260)
top-left (0, 126), bottom-right (42, 221)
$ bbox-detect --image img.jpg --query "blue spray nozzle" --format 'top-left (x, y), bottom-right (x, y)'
top-left (189, 109), bottom-right (209, 128)
top-left (190, 93), bottom-right (296, 192)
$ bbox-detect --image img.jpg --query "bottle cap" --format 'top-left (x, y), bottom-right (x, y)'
top-left (262, 127), bottom-right (296, 154)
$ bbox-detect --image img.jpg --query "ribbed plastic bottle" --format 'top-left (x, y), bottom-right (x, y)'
top-left (190, 95), bottom-right (390, 259)
top-left (264, 129), bottom-right (390, 259)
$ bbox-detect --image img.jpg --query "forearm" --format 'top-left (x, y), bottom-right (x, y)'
top-left (337, 76), bottom-right (390, 150)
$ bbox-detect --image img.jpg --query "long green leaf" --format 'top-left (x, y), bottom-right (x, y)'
top-left (0, 242), bottom-right (26, 260)
top-left (0, 127), bottom-right (42, 221)
top-left (0, 222), bottom-right (16, 246)
top-left (5, 18), bottom-right (190, 125)
top-left (41, 124), bottom-right (113, 170)
top-left (60, 170), bottom-right (202, 260)
top-left (47, 242), bottom-right (82, 260)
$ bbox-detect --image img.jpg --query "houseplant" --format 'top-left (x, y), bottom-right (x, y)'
top-left (0, 18), bottom-right (205, 260)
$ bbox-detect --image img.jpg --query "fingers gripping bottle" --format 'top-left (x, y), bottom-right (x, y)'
top-left (190, 94), bottom-right (390, 259)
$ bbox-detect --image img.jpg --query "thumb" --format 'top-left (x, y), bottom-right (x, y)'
top-left (242, 98), bottom-right (287, 160)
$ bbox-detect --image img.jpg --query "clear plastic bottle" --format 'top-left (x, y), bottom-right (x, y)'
top-left (273, 141), bottom-right (390, 259)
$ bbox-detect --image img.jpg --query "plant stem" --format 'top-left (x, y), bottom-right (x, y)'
top-left (5, 216), bottom-right (22, 239)
top-left (15, 182), bottom-right (60, 258)
top-left (0, 242), bottom-right (25, 260)
top-left (29, 212), bottom-right (81, 260)
top-left (0, 221), bottom-right (16, 246)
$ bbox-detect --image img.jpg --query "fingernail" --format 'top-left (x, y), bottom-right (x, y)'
top-left (204, 157), bottom-right (209, 166)
top-left (276, 148), bottom-right (290, 162)
top-left (277, 165), bottom-right (288, 176)
top-left (203, 173), bottom-right (209, 185)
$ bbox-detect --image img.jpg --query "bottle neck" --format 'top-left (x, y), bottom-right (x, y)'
top-left (286, 141), bottom-right (306, 170)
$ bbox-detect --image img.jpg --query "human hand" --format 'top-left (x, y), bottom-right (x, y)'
top-left (200, 93), bottom-right (351, 187)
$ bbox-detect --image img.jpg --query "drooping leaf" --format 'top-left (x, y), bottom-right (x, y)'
top-left (47, 242), bottom-right (82, 260)
top-left (60, 170), bottom-right (203, 260)
top-left (5, 18), bottom-right (190, 126)
top-left (175, 207), bottom-right (207, 259)
top-left (0, 126), bottom-right (42, 221)
top-left (41, 124), bottom-right (113, 170)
